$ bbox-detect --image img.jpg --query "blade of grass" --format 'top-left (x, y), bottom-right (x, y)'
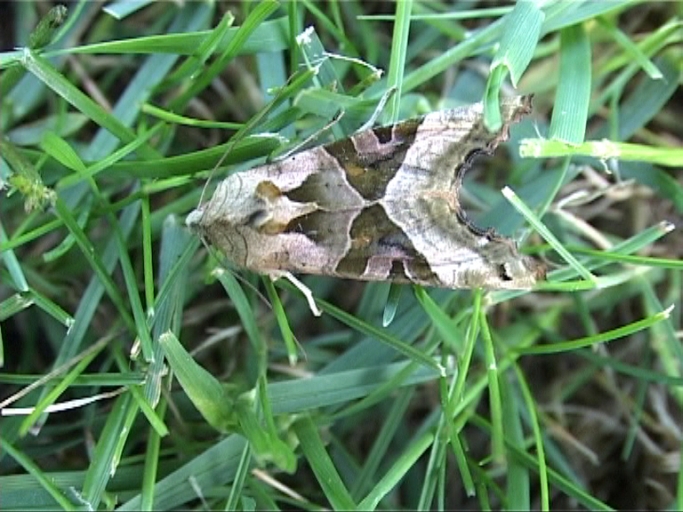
top-left (502, 185), bottom-right (596, 283)
top-left (549, 23), bottom-right (591, 144)
top-left (517, 305), bottom-right (673, 355)
top-left (358, 430), bottom-right (434, 510)
top-left (292, 415), bottom-right (357, 510)
top-left (0, 434), bottom-right (77, 510)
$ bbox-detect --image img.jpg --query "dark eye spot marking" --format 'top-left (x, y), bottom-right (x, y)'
top-left (498, 264), bottom-right (513, 281)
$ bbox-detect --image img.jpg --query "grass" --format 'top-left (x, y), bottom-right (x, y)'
top-left (1, 1), bottom-right (681, 510)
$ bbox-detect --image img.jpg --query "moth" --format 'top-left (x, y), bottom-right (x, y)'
top-left (187, 95), bottom-right (546, 298)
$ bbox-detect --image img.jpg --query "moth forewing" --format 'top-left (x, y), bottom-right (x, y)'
top-left (187, 96), bottom-right (546, 292)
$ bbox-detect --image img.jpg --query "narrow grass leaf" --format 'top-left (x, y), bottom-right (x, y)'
top-left (269, 360), bottom-right (442, 414)
top-left (109, 399), bottom-right (145, 496)
top-left (413, 287), bottom-right (463, 352)
top-left (0, 217), bottom-right (61, 254)
top-left (416, 423), bottom-right (449, 509)
top-left (118, 436), bottom-right (248, 510)
top-left (449, 433), bottom-right (475, 497)
top-left (0, 435), bottom-right (76, 510)
top-left (141, 195), bottom-right (153, 313)
top-left (521, 139), bottom-right (683, 167)
top-left (225, 443), bottom-right (253, 511)
top-left (502, 186), bottom-right (596, 283)
top-left (215, 269), bottom-right (266, 353)
top-left (483, 65), bottom-right (509, 131)
top-left (358, 431), bottom-right (434, 510)
top-left (312, 295), bottom-right (444, 375)
top-left (139, 399), bottom-right (166, 510)
top-left (492, 0), bottom-right (544, 87)
top-left (514, 365), bottom-right (550, 510)
top-left (59, 17), bottom-right (290, 57)
top-left (140, 103), bottom-right (242, 130)
top-left (382, 284), bottom-right (402, 327)
top-left (0, 293), bottom-right (33, 321)
top-left (81, 392), bottom-right (136, 509)
top-left (0, 222), bottom-right (29, 292)
top-left (350, 388), bottom-right (414, 499)
top-left (602, 54), bottom-right (679, 141)
top-left (451, 290), bottom-right (482, 406)
top-left (39, 131), bottom-right (86, 173)
top-left (335, 357), bottom-right (446, 421)
top-left (170, 0), bottom-right (279, 109)
top-left (53, 198), bottom-right (137, 333)
top-left (142, 215), bottom-right (195, 406)
top-left (385, 0), bottom-right (412, 120)
top-left (479, 310), bottom-right (505, 464)
top-left (167, 11), bottom-right (235, 83)
top-left (263, 278), bottom-right (299, 365)
top-left (521, 221), bottom-right (674, 293)
top-left (148, 231), bottom-right (199, 336)
top-left (20, 50), bottom-right (159, 159)
top-left (293, 415), bottom-right (357, 510)
top-left (8, 113), bottom-right (88, 146)
top-left (638, 279), bottom-right (683, 402)
top-left (126, 384), bottom-right (168, 438)
top-left (549, 24), bottom-right (591, 143)
top-left (596, 17), bottom-right (662, 80)
top-left (517, 305), bottom-right (673, 355)
top-left (159, 331), bottom-right (234, 432)
top-left (293, 88), bottom-right (388, 127)
top-left (58, 123), bottom-right (165, 188)
top-left (110, 219), bottom-right (154, 362)
top-left (18, 339), bottom-right (106, 435)
top-left (0, 4), bottom-right (68, 96)
top-left (235, 388), bottom-right (296, 473)
top-left (500, 380), bottom-right (530, 510)
top-left (402, 20), bottom-right (500, 94)
top-left (40, 201), bottom-right (90, 262)
top-left (505, 440), bottom-right (612, 511)
top-left (111, 134), bottom-right (284, 179)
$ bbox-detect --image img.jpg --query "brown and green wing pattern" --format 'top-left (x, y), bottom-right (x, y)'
top-left (188, 96), bottom-right (545, 290)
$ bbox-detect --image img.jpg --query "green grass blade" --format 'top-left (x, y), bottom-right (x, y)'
top-left (549, 23), bottom-right (591, 143)
top-left (293, 415), bottom-right (357, 510)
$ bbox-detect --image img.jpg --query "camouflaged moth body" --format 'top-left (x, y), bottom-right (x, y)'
top-left (187, 96), bottom-right (546, 290)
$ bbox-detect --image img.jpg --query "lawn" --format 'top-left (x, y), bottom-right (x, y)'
top-left (1, 1), bottom-right (681, 510)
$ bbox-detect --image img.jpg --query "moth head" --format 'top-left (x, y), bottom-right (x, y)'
top-left (186, 208), bottom-right (205, 233)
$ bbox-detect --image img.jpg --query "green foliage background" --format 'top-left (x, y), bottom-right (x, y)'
top-left (1, 1), bottom-right (681, 510)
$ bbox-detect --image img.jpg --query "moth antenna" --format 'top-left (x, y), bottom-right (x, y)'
top-left (234, 272), bottom-right (273, 312)
top-left (192, 234), bottom-right (272, 313)
top-left (199, 69), bottom-right (314, 205)
top-left (274, 110), bottom-right (345, 162)
top-left (206, 245), bottom-right (273, 312)
top-left (356, 85), bottom-right (397, 132)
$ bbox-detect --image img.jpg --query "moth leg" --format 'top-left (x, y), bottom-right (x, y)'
top-left (269, 271), bottom-right (323, 317)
